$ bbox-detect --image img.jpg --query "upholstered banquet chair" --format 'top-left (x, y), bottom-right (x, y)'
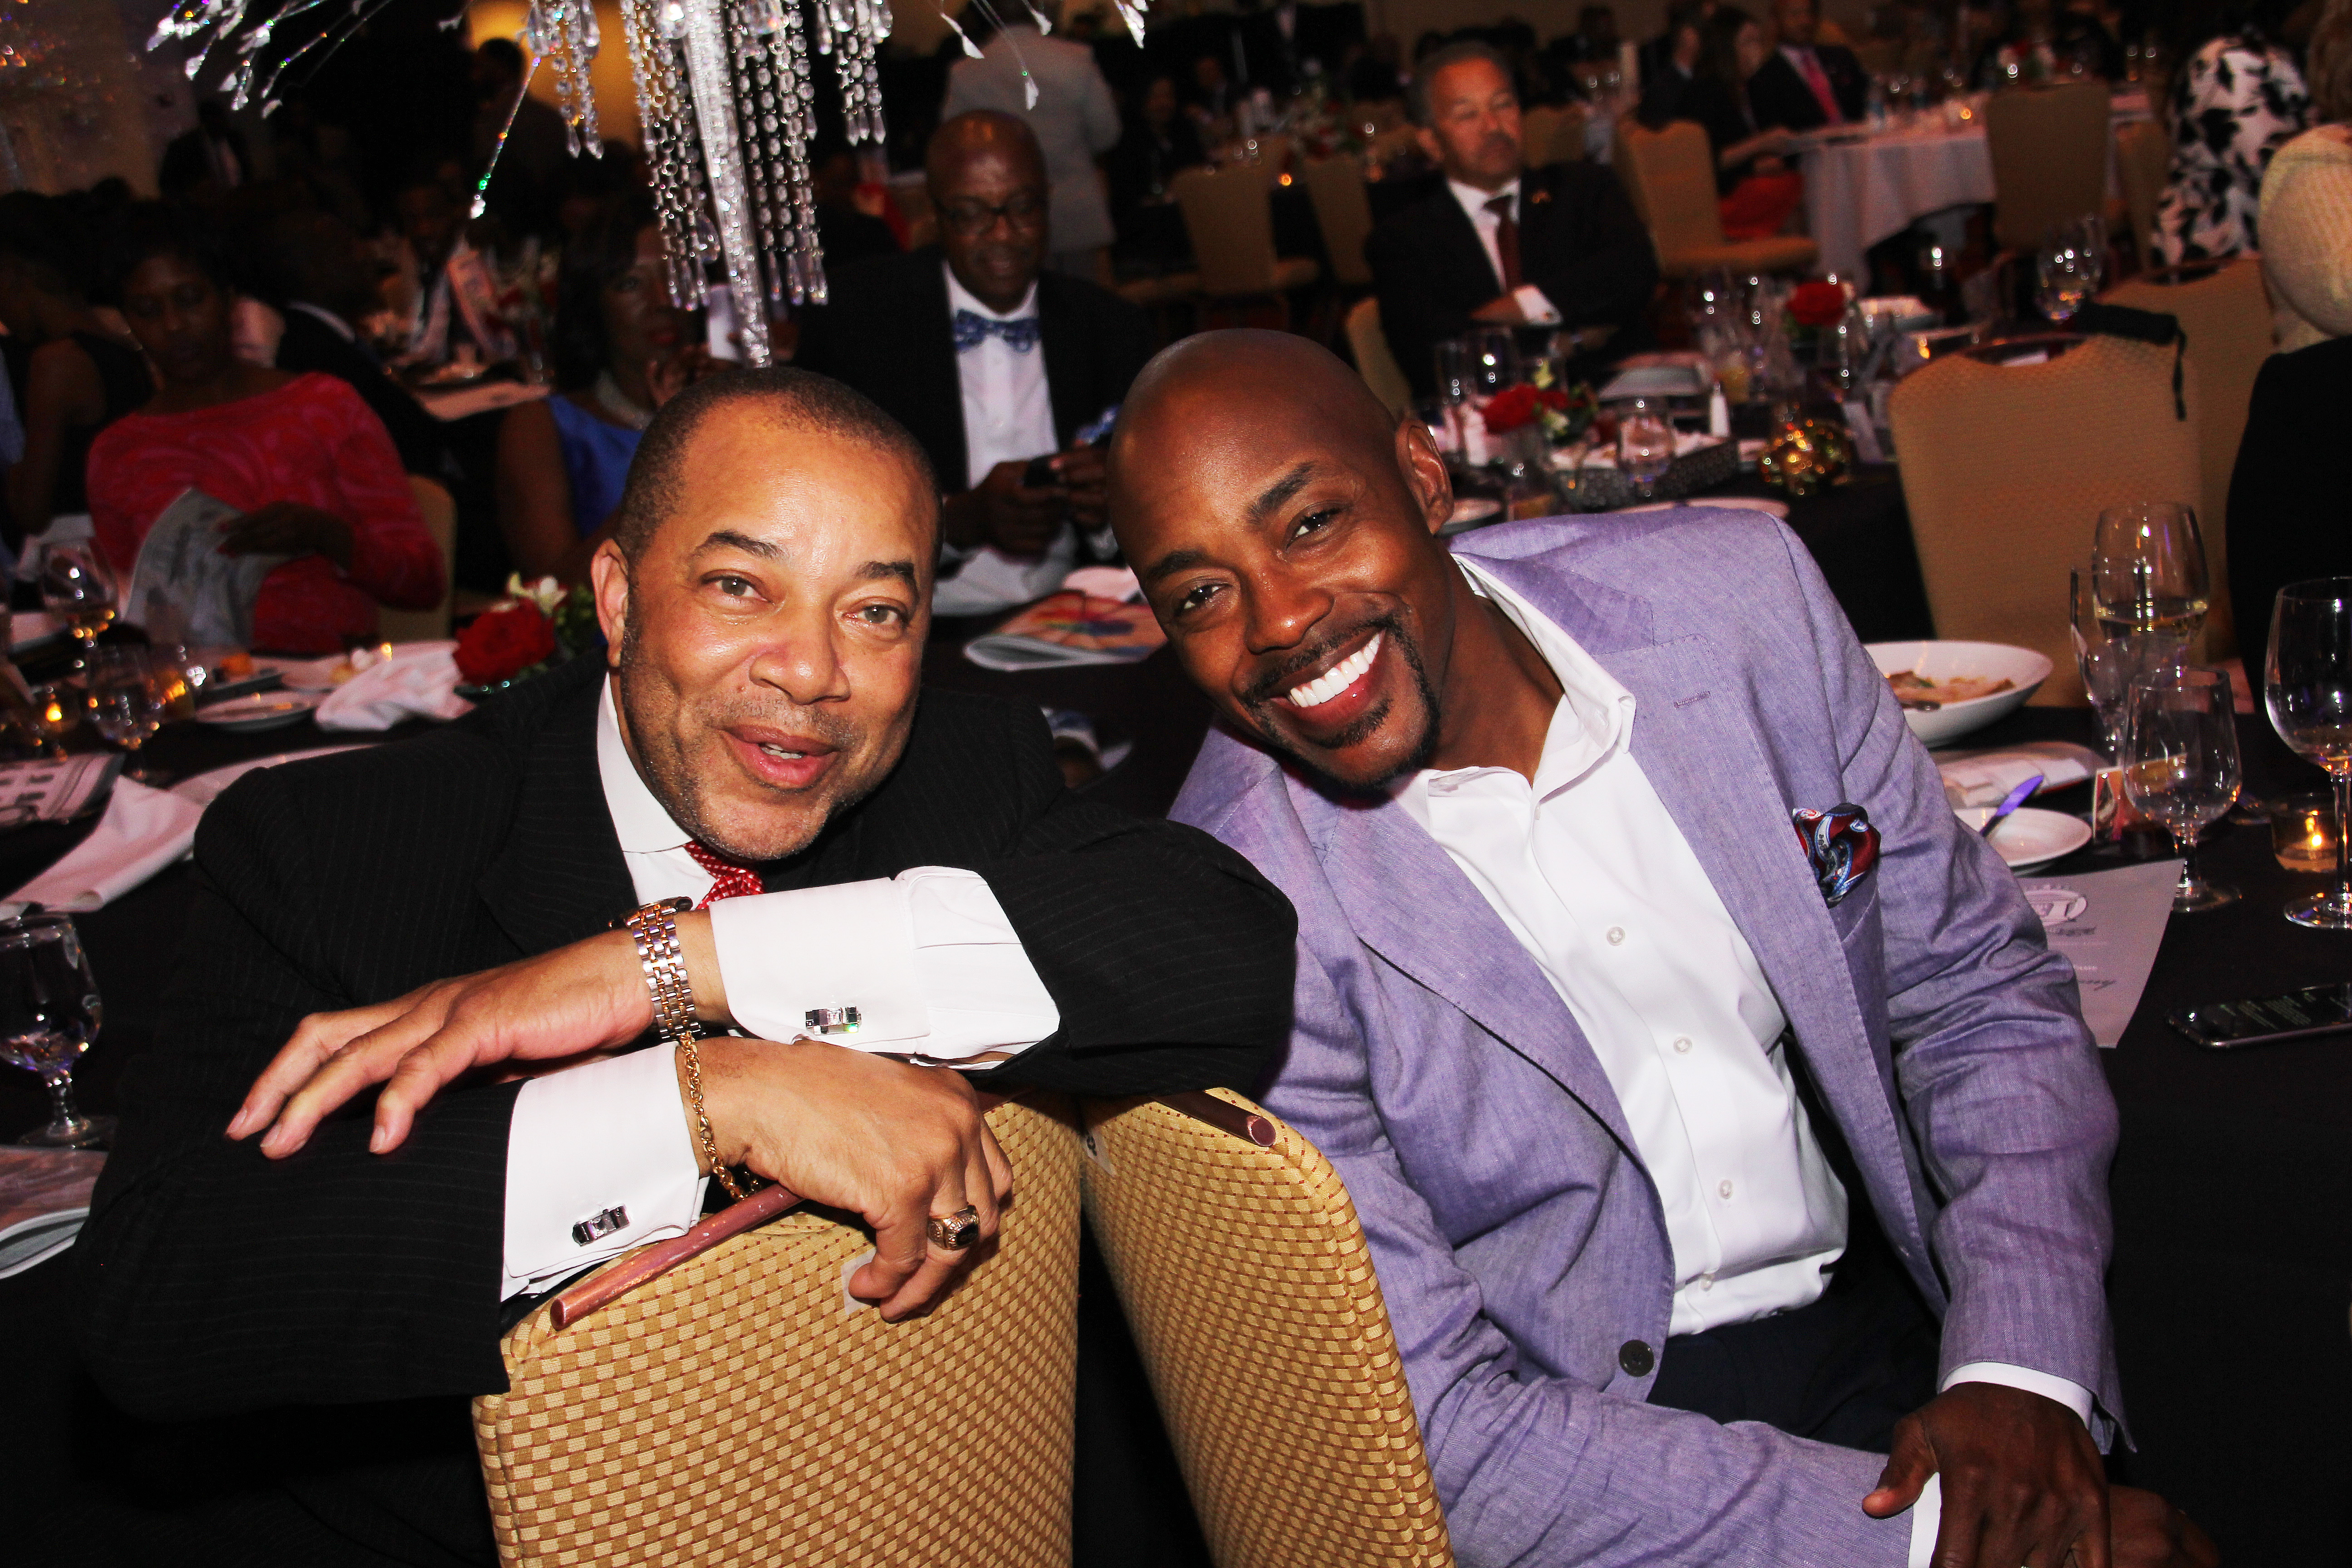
top-left (1519, 105), bottom-right (1591, 168)
top-left (1611, 119), bottom-right (1817, 279)
top-left (1888, 333), bottom-right (2203, 705)
top-left (1984, 82), bottom-right (2112, 255)
top-left (381, 474), bottom-right (457, 642)
top-left (2115, 117), bottom-right (2171, 267)
top-left (1300, 154), bottom-right (1377, 291)
top-left (1080, 1088), bottom-right (1456, 1568)
top-left (1345, 297), bottom-right (1414, 414)
top-left (473, 1098), bottom-right (1082, 1568)
top-left (2102, 259), bottom-right (2276, 656)
top-left (1171, 164), bottom-right (1322, 330)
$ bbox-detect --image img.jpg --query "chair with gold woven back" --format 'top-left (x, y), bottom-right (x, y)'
top-left (1887, 333), bottom-right (2204, 705)
top-left (2101, 259), bottom-right (2274, 657)
top-left (1079, 1088), bottom-right (1455, 1568)
top-left (2114, 117), bottom-right (2171, 269)
top-left (1300, 154), bottom-right (1377, 291)
top-left (1611, 118), bottom-right (1818, 279)
top-left (1345, 296), bottom-right (1413, 414)
top-left (474, 1097), bottom-right (1082, 1568)
top-left (1984, 82), bottom-right (2112, 257)
top-left (1171, 163), bottom-right (1322, 330)
top-left (381, 474), bottom-right (457, 642)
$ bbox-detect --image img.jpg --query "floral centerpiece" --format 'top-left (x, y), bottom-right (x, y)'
top-left (455, 574), bottom-right (600, 692)
top-left (1480, 380), bottom-right (1599, 446)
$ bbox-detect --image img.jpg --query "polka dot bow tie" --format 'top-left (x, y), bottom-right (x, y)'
top-left (686, 841), bottom-right (763, 907)
top-left (952, 308), bottom-right (1041, 354)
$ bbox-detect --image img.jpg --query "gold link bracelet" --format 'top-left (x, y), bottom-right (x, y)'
top-left (623, 897), bottom-right (761, 1202)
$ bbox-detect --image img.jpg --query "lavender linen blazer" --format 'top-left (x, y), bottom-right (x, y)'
top-left (1171, 510), bottom-right (2124, 1568)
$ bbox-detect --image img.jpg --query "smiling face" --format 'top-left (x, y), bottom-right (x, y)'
top-left (1110, 334), bottom-right (1467, 795)
top-left (593, 401), bottom-right (935, 862)
top-left (929, 114), bottom-right (1050, 316)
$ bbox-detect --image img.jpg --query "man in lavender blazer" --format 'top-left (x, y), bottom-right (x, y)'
top-left (1107, 333), bottom-right (2214, 1568)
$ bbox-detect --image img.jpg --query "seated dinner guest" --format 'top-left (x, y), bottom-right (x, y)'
top-left (1107, 332), bottom-right (2217, 1568)
top-left (88, 203), bottom-right (441, 655)
top-left (1367, 41), bottom-right (1657, 401)
top-left (496, 194), bottom-right (712, 583)
top-left (794, 112), bottom-right (1152, 616)
top-left (2255, 0), bottom-right (2352, 350)
top-left (73, 366), bottom-right (1292, 1567)
top-left (1659, 6), bottom-right (1808, 240)
top-left (2153, 2), bottom-right (2309, 265)
top-left (1745, 0), bottom-right (1868, 132)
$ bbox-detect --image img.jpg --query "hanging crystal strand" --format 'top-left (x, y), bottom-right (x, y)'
top-left (535, 0), bottom-right (604, 157)
top-left (677, 0), bottom-right (773, 364)
top-left (619, 0), bottom-right (711, 310)
top-left (776, 0), bottom-right (828, 304)
top-left (726, 0), bottom-right (788, 309)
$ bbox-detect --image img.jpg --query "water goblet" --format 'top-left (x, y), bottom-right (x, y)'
top-left (38, 543), bottom-right (118, 647)
top-left (1615, 400), bottom-right (1675, 499)
top-left (0, 912), bottom-right (111, 1147)
top-left (2266, 578), bottom-right (2352, 928)
top-left (2122, 667), bottom-right (2242, 911)
top-left (84, 648), bottom-right (163, 752)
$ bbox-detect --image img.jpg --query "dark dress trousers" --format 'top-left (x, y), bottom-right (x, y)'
top-left (1744, 43), bottom-right (1870, 133)
top-left (71, 653), bottom-right (1294, 1565)
top-left (1366, 160), bottom-right (1660, 399)
top-left (274, 304), bottom-right (448, 480)
top-left (2226, 333), bottom-right (2352, 664)
top-left (791, 247), bottom-right (1155, 490)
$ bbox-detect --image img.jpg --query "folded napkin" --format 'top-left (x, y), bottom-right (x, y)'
top-left (316, 640), bottom-right (473, 732)
top-left (2, 778), bottom-right (203, 917)
top-left (1936, 741), bottom-right (2103, 808)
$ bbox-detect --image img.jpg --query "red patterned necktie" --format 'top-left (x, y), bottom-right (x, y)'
top-left (1794, 48), bottom-right (1845, 126)
top-left (685, 841), bottom-right (763, 907)
top-left (1485, 194), bottom-right (1524, 291)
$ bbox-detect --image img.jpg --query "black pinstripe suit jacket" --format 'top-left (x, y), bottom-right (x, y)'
top-left (70, 653), bottom-right (1292, 1563)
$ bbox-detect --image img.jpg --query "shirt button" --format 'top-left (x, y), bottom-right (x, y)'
top-left (1606, 926), bottom-right (1626, 946)
top-left (1617, 1339), bottom-right (1656, 1377)
top-left (1672, 1036), bottom-right (1692, 1054)
top-left (1718, 1179), bottom-right (1735, 1200)
top-left (1698, 1273), bottom-right (1715, 1291)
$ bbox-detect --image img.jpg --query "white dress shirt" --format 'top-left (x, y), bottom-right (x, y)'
top-left (1446, 178), bottom-right (1563, 325)
top-left (1405, 562), bottom-right (2090, 1564)
top-left (498, 678), bottom-right (1061, 1300)
top-left (935, 264), bottom-right (1077, 616)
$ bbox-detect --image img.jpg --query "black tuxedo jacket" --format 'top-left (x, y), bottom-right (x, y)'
top-left (1366, 161), bottom-right (1660, 400)
top-left (792, 248), bottom-right (1155, 491)
top-left (72, 655), bottom-right (1292, 1563)
top-left (1745, 43), bottom-right (1868, 133)
top-left (274, 305), bottom-right (448, 480)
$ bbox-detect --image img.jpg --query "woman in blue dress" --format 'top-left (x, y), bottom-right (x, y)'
top-left (494, 195), bottom-right (707, 582)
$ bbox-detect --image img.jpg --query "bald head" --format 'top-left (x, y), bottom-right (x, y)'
top-left (1109, 331), bottom-right (1474, 795)
top-left (927, 111), bottom-right (1051, 313)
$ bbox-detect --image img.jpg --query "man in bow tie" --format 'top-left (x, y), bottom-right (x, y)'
top-left (1106, 331), bottom-right (2216, 1568)
top-left (794, 111), bottom-right (1153, 616)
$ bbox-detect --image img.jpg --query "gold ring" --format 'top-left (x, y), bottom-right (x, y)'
top-left (926, 1204), bottom-right (981, 1250)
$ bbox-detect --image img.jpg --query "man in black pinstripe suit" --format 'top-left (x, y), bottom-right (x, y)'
top-left (68, 367), bottom-right (1293, 1566)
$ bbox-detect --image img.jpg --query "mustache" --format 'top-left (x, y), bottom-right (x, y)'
top-left (1240, 613), bottom-right (1402, 706)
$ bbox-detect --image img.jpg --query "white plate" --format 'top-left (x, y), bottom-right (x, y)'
top-left (1955, 805), bottom-right (2093, 871)
top-left (1614, 495), bottom-right (1792, 519)
top-left (1866, 639), bottom-right (2053, 746)
top-left (193, 691), bottom-right (325, 732)
top-left (172, 745), bottom-right (367, 807)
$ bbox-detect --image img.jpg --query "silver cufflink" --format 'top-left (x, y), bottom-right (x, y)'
top-left (571, 1205), bottom-right (629, 1246)
top-left (804, 1006), bottom-right (862, 1035)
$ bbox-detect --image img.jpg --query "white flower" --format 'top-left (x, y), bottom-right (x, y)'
top-left (504, 573), bottom-right (567, 615)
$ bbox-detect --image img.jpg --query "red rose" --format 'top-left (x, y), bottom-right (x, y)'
top-left (1789, 281), bottom-right (1849, 328)
top-left (455, 600), bottom-right (559, 685)
top-left (1481, 383), bottom-right (1540, 434)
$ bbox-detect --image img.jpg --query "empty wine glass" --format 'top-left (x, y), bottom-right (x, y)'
top-left (1433, 338), bottom-right (1473, 410)
top-left (84, 648), bottom-right (163, 752)
top-left (2122, 667), bottom-right (2242, 911)
top-left (38, 543), bottom-right (118, 647)
top-left (1616, 399), bottom-right (1675, 498)
top-left (0, 912), bottom-right (110, 1148)
top-left (2093, 502), bottom-right (2210, 644)
top-left (1466, 326), bottom-right (1520, 400)
top-left (2266, 578), bottom-right (2352, 929)
top-left (2034, 218), bottom-right (2104, 323)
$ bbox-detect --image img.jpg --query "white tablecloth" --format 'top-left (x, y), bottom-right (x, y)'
top-left (1801, 121), bottom-right (1998, 281)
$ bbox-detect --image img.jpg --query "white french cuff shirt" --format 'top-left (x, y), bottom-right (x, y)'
top-left (1407, 562), bottom-right (2090, 1563)
top-left (497, 680), bottom-right (1061, 1299)
top-left (1446, 177), bottom-right (1562, 325)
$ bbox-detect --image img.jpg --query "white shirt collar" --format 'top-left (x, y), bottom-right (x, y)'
top-left (1447, 176), bottom-right (1522, 229)
top-left (598, 676), bottom-right (696, 854)
top-left (944, 263), bottom-right (1039, 323)
top-left (288, 301), bottom-right (356, 342)
top-left (1780, 41), bottom-right (1819, 61)
top-left (1393, 557), bottom-right (1637, 823)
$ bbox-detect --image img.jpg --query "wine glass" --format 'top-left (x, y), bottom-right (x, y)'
top-left (2092, 502), bottom-right (2210, 647)
top-left (1616, 399), bottom-right (1674, 499)
top-left (2071, 566), bottom-right (2184, 757)
top-left (38, 543), bottom-right (118, 647)
top-left (2034, 218), bottom-right (2103, 323)
top-left (1432, 338), bottom-right (1472, 410)
top-left (2122, 667), bottom-right (2242, 911)
top-left (2265, 578), bottom-right (2352, 929)
top-left (0, 912), bottom-right (111, 1147)
top-left (84, 648), bottom-right (163, 752)
top-left (1466, 326), bottom-right (1519, 401)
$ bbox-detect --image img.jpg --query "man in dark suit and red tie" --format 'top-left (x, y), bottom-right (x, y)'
top-left (1364, 41), bottom-right (1657, 401)
top-left (1746, 0), bottom-right (1869, 132)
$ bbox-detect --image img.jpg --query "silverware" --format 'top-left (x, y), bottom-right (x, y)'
top-left (1980, 774), bottom-right (2044, 837)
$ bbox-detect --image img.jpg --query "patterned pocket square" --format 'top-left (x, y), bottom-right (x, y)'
top-left (1792, 803), bottom-right (1880, 908)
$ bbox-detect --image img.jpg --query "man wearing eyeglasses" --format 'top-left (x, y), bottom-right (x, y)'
top-left (794, 112), bottom-right (1153, 615)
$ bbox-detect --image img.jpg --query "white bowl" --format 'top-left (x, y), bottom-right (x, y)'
top-left (1866, 639), bottom-right (2052, 747)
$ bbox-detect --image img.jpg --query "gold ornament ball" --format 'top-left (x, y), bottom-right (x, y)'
top-left (1759, 418), bottom-right (1856, 497)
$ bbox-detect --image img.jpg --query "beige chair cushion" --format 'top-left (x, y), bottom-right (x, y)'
top-left (475, 1098), bottom-right (1081, 1568)
top-left (1174, 165), bottom-right (1319, 298)
top-left (1347, 296), bottom-right (1413, 413)
top-left (1888, 336), bottom-right (2204, 704)
top-left (1985, 83), bottom-right (2111, 253)
top-left (1615, 119), bottom-right (1725, 256)
top-left (1302, 155), bottom-right (1377, 288)
top-left (2115, 117), bottom-right (2171, 261)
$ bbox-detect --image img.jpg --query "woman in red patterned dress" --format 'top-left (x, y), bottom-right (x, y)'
top-left (86, 204), bottom-right (442, 655)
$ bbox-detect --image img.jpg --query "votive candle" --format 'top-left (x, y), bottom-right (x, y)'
top-left (2272, 794), bottom-right (2341, 873)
